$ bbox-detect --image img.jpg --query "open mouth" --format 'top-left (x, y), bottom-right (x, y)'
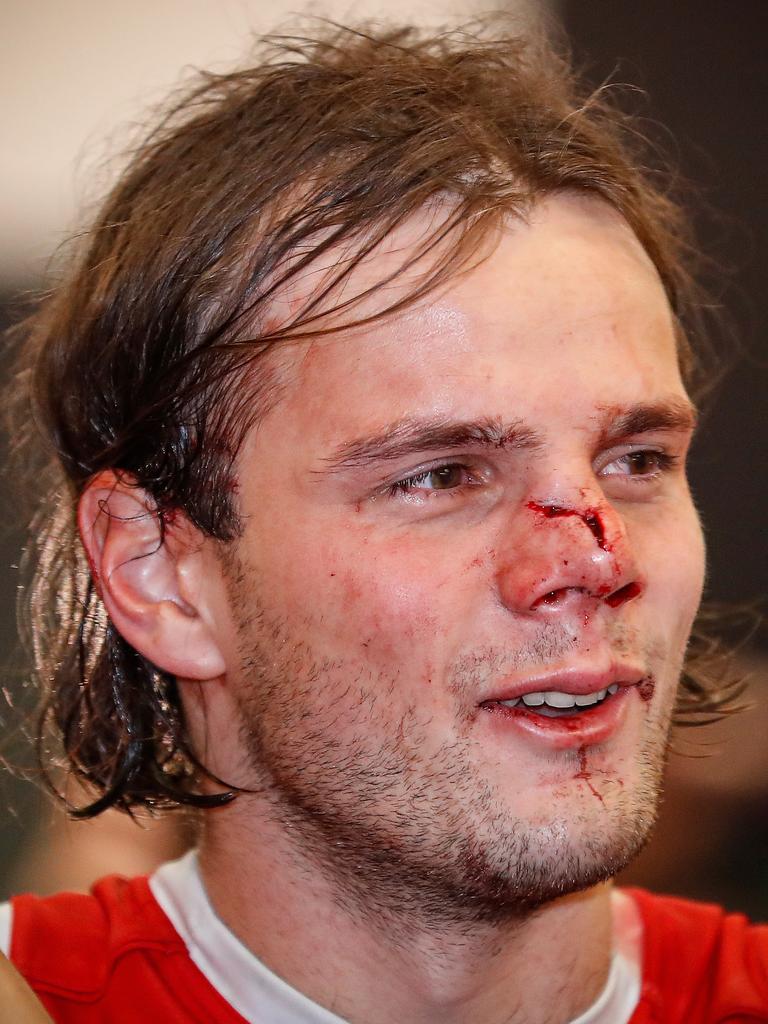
top-left (478, 674), bottom-right (649, 747)
top-left (483, 683), bottom-right (621, 718)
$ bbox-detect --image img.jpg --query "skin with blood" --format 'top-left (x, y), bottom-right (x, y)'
top-left (526, 501), bottom-right (610, 552)
top-left (525, 501), bottom-right (643, 614)
top-left (638, 677), bottom-right (657, 702)
top-left (575, 746), bottom-right (605, 805)
top-left (169, 194), bottom-right (707, 1024)
top-left (160, 507), bottom-right (179, 527)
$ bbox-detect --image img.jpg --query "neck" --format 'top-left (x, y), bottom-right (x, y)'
top-left (197, 798), bottom-right (614, 1024)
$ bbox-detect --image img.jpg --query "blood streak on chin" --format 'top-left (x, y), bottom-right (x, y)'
top-left (526, 501), bottom-right (611, 552)
top-left (574, 745), bottom-right (605, 805)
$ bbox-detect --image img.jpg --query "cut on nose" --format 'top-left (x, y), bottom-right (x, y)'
top-left (526, 501), bottom-right (611, 551)
top-left (495, 498), bottom-right (644, 614)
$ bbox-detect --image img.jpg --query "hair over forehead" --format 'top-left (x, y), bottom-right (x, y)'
top-left (28, 20), bottom-right (703, 535)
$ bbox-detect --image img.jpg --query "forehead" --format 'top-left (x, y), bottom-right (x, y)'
top-left (258, 193), bottom-right (684, 444)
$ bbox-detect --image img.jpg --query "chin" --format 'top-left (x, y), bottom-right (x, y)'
top-left (436, 791), bottom-right (660, 924)
top-left (269, 736), bottom-right (665, 929)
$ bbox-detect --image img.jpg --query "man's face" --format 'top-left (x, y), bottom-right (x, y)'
top-left (214, 194), bottom-right (705, 920)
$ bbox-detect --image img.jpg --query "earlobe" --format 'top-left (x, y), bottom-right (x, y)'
top-left (77, 471), bottom-right (227, 680)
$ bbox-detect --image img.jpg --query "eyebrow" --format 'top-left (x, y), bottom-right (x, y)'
top-left (597, 397), bottom-right (699, 446)
top-left (320, 416), bottom-right (542, 473)
top-left (318, 398), bottom-right (698, 476)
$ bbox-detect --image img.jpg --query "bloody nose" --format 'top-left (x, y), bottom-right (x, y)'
top-left (496, 500), bottom-right (644, 614)
top-left (526, 502), bottom-right (610, 550)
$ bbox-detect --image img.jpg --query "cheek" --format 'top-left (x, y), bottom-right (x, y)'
top-left (270, 525), bottom-right (474, 674)
top-left (335, 554), bottom-right (446, 666)
top-left (640, 502), bottom-right (706, 630)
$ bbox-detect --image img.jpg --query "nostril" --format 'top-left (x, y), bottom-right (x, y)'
top-left (531, 582), bottom-right (642, 611)
top-left (603, 581), bottom-right (642, 608)
top-left (531, 586), bottom-right (586, 610)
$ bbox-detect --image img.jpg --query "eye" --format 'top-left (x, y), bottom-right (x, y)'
top-left (387, 463), bottom-right (475, 496)
top-left (600, 448), bottom-right (677, 479)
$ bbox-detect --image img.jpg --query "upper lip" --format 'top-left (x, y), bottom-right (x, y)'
top-left (480, 665), bottom-right (646, 704)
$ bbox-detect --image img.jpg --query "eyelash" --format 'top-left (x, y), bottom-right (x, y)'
top-left (386, 463), bottom-right (480, 497)
top-left (385, 449), bottom-right (680, 498)
top-left (600, 449), bottom-right (679, 481)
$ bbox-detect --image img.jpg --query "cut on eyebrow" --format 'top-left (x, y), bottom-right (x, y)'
top-left (320, 416), bottom-right (542, 472)
top-left (598, 397), bottom-right (699, 446)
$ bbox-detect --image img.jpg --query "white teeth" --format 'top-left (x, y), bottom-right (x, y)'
top-left (520, 691), bottom-right (545, 706)
top-left (542, 691), bottom-right (577, 708)
top-left (574, 692), bottom-right (600, 707)
top-left (509, 686), bottom-right (621, 709)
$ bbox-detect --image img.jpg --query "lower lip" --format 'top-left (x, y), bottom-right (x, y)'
top-left (480, 686), bottom-right (635, 750)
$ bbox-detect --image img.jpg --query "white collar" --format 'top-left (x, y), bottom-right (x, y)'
top-left (150, 851), bottom-right (641, 1024)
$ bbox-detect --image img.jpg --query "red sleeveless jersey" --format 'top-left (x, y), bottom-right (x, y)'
top-left (9, 878), bottom-right (768, 1022)
top-left (10, 874), bottom-right (247, 1023)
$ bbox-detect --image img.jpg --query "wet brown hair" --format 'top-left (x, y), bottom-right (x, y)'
top-left (8, 21), bottom-right (739, 816)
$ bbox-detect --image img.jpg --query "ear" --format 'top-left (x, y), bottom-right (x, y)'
top-left (77, 471), bottom-right (227, 680)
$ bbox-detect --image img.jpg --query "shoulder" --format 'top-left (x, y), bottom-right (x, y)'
top-left (626, 887), bottom-right (768, 1022)
top-left (9, 874), bottom-right (184, 996)
top-left (6, 872), bottom-right (248, 1023)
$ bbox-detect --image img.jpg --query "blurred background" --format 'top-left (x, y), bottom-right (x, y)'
top-left (1, 1), bottom-right (766, 913)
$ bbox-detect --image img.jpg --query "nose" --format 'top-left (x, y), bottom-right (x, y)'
top-left (495, 498), bottom-right (644, 615)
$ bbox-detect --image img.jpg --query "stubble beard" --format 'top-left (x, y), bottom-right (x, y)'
top-left (228, 590), bottom-right (676, 931)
